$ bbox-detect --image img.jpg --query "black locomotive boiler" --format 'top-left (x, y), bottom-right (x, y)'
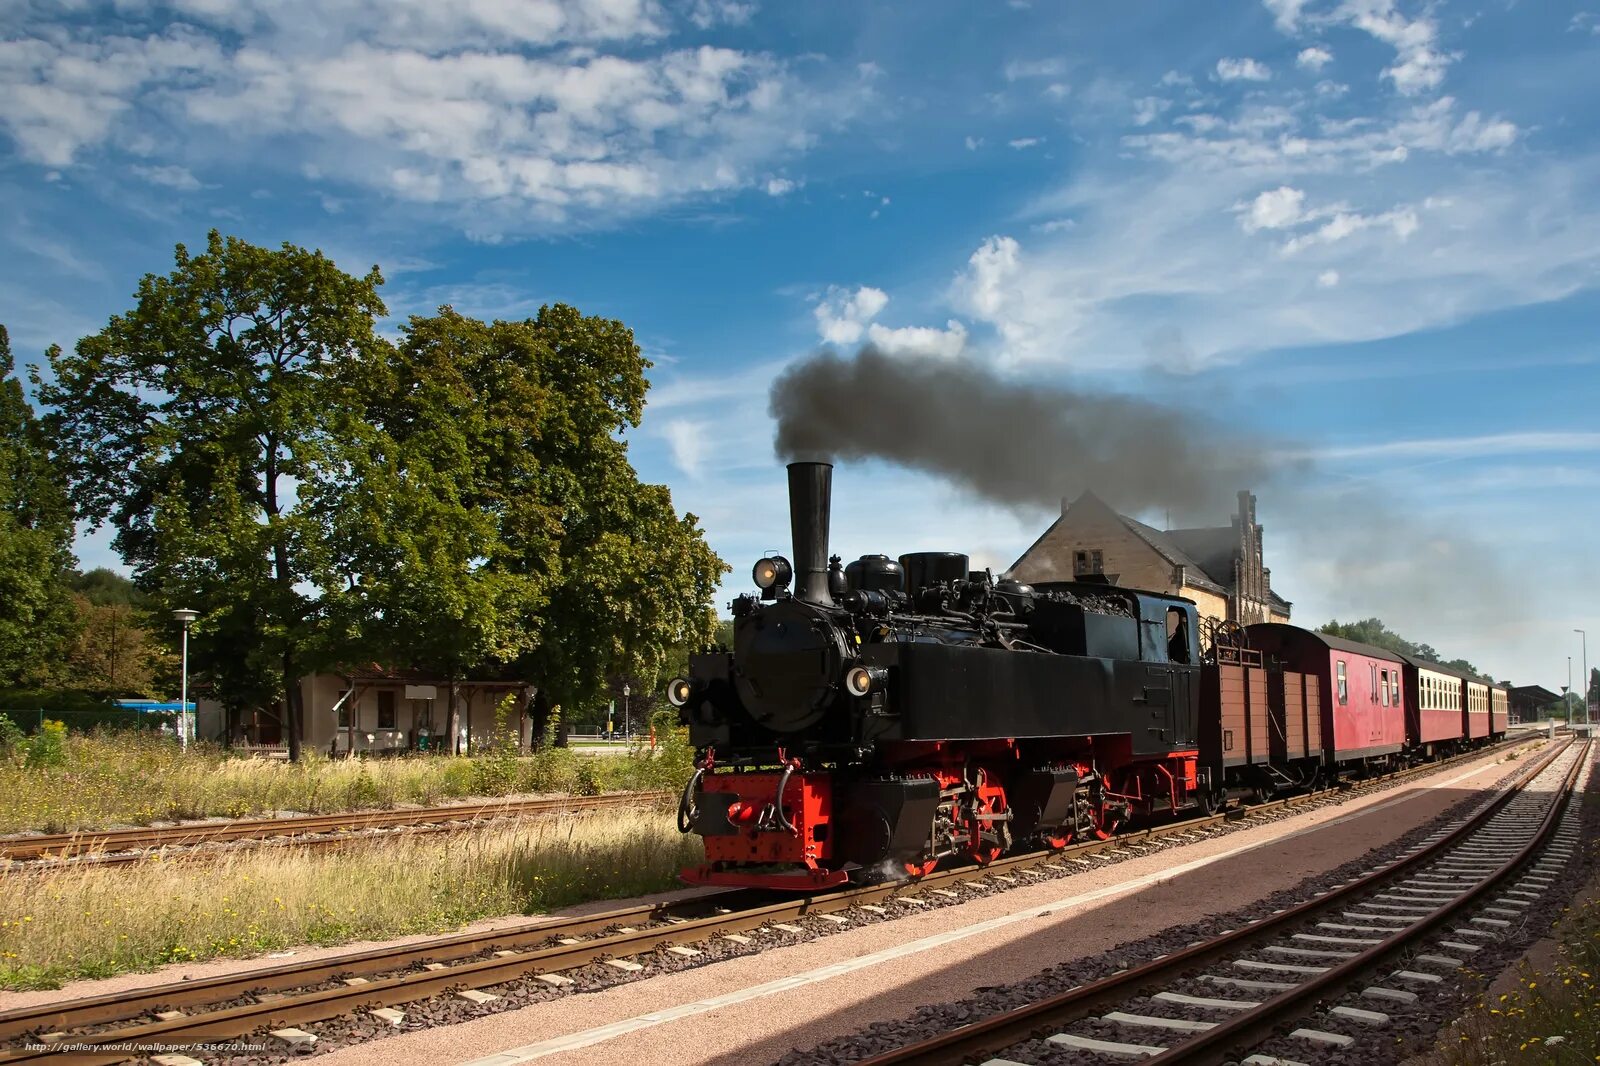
top-left (668, 461), bottom-right (1214, 889)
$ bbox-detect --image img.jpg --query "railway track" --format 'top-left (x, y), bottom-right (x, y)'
top-left (849, 734), bottom-right (1590, 1066)
top-left (0, 737), bottom-right (1542, 1064)
top-left (0, 791), bottom-right (673, 868)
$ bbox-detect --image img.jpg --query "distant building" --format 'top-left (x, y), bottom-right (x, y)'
top-left (1008, 490), bottom-right (1291, 628)
top-left (226, 669), bottom-right (534, 754)
top-left (1508, 684), bottom-right (1563, 723)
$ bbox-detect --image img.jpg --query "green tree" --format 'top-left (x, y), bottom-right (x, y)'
top-left (70, 567), bottom-right (141, 606)
top-left (502, 305), bottom-right (727, 745)
top-left (38, 233), bottom-right (388, 760)
top-left (1319, 617), bottom-right (1482, 677)
top-left (0, 324), bottom-right (78, 685)
top-left (316, 309), bottom-right (551, 751)
top-left (338, 305), bottom-right (727, 747)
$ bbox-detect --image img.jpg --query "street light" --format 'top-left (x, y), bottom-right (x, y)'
top-left (622, 683), bottom-right (631, 739)
top-left (1577, 629), bottom-right (1589, 730)
top-left (173, 608), bottom-right (198, 750)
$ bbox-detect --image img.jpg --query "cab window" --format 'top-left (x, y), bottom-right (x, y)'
top-left (1337, 660), bottom-right (1348, 705)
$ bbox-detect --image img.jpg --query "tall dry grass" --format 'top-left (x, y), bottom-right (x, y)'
top-left (0, 806), bottom-right (699, 990)
top-left (0, 725), bottom-right (693, 834)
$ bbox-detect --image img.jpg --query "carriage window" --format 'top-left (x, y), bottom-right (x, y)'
top-left (1392, 674), bottom-right (1400, 706)
top-left (1166, 607), bottom-right (1190, 664)
top-left (1370, 663), bottom-right (1379, 702)
top-left (1337, 661), bottom-right (1348, 705)
top-left (1380, 669), bottom-right (1390, 706)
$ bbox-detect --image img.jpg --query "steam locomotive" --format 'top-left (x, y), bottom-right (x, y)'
top-left (667, 462), bottom-right (1506, 890)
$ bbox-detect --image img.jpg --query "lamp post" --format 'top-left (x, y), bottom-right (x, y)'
top-left (622, 683), bottom-right (631, 739)
top-left (173, 608), bottom-right (198, 750)
top-left (1577, 629), bottom-right (1589, 730)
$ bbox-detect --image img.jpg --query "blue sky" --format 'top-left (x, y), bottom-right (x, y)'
top-left (2, 0), bottom-right (1597, 694)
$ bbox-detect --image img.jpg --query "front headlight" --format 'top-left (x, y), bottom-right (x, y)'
top-left (845, 665), bottom-right (887, 697)
top-left (667, 677), bottom-right (695, 707)
top-left (752, 555), bottom-right (793, 590)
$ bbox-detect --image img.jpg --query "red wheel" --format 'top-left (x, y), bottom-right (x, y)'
top-left (1043, 834), bottom-right (1070, 850)
top-left (903, 858), bottom-right (937, 878)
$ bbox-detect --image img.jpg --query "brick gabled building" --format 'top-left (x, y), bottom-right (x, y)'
top-left (1007, 490), bottom-right (1291, 628)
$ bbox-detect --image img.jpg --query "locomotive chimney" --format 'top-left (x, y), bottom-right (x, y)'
top-left (787, 461), bottom-right (835, 606)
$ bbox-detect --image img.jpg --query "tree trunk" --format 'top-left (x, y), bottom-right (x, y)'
top-left (283, 653), bottom-right (303, 762)
top-left (529, 688), bottom-right (551, 750)
top-left (446, 675), bottom-right (461, 755)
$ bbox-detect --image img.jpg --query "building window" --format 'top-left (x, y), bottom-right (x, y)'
top-left (378, 690), bottom-right (396, 730)
top-left (1073, 549), bottom-right (1104, 577)
top-left (1337, 661), bottom-right (1348, 705)
top-left (336, 690), bottom-right (351, 728)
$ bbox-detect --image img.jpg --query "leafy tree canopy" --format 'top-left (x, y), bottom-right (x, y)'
top-left (70, 568), bottom-right (142, 606)
top-left (0, 324), bottom-right (78, 686)
top-left (320, 305), bottom-right (727, 746)
top-left (37, 232), bottom-right (389, 758)
top-left (1318, 617), bottom-right (1486, 679)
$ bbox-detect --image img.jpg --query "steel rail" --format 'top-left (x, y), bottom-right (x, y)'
top-left (1151, 736), bottom-right (1590, 1065)
top-left (847, 735), bottom-right (1579, 1066)
top-left (0, 791), bottom-right (672, 865)
top-left (0, 736), bottom-right (1541, 1061)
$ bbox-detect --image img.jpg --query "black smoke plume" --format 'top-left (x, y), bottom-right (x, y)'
top-left (771, 346), bottom-right (1290, 521)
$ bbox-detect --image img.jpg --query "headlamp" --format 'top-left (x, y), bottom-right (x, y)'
top-left (752, 555), bottom-right (793, 591)
top-left (667, 677), bottom-right (695, 707)
top-left (845, 665), bottom-right (887, 697)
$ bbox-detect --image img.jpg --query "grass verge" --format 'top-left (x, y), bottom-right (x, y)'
top-left (0, 805), bottom-right (696, 990)
top-left (0, 722), bottom-right (693, 835)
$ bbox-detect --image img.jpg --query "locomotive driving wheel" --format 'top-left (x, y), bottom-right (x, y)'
top-left (964, 770), bottom-right (1011, 864)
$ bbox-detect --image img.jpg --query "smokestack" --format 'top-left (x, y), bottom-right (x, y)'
top-left (787, 461), bottom-right (835, 606)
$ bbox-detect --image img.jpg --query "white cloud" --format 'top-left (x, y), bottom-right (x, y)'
top-left (1216, 57), bottom-right (1271, 82)
top-left (688, 0), bottom-right (757, 29)
top-left (662, 418), bottom-right (710, 477)
top-left (865, 320), bottom-right (968, 360)
top-left (0, 4), bottom-right (860, 232)
top-left (1035, 218), bottom-right (1076, 233)
top-left (765, 176), bottom-right (797, 196)
top-left (1159, 70), bottom-right (1193, 87)
top-left (1280, 205), bottom-right (1418, 253)
top-left (1264, 0), bottom-right (1312, 32)
top-left (1296, 46), bottom-right (1333, 71)
top-left (956, 235), bottom-right (1021, 323)
top-left (1316, 269), bottom-right (1340, 287)
top-left (131, 163), bottom-right (202, 190)
top-left (1306, 432), bottom-right (1600, 463)
top-left (1132, 97), bottom-right (1171, 127)
top-left (814, 285), bottom-right (889, 345)
top-left (1239, 185), bottom-right (1307, 231)
top-left (1008, 136), bottom-right (1043, 149)
top-left (965, 135), bottom-right (984, 151)
top-left (1263, 0), bottom-right (1453, 96)
top-left (1004, 57), bottom-right (1067, 81)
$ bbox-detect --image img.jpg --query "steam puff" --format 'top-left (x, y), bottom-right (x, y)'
top-left (770, 346), bottom-right (1290, 520)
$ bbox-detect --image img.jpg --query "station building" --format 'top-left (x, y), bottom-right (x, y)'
top-left (221, 668), bottom-right (534, 755)
top-left (1008, 489), bottom-right (1291, 629)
